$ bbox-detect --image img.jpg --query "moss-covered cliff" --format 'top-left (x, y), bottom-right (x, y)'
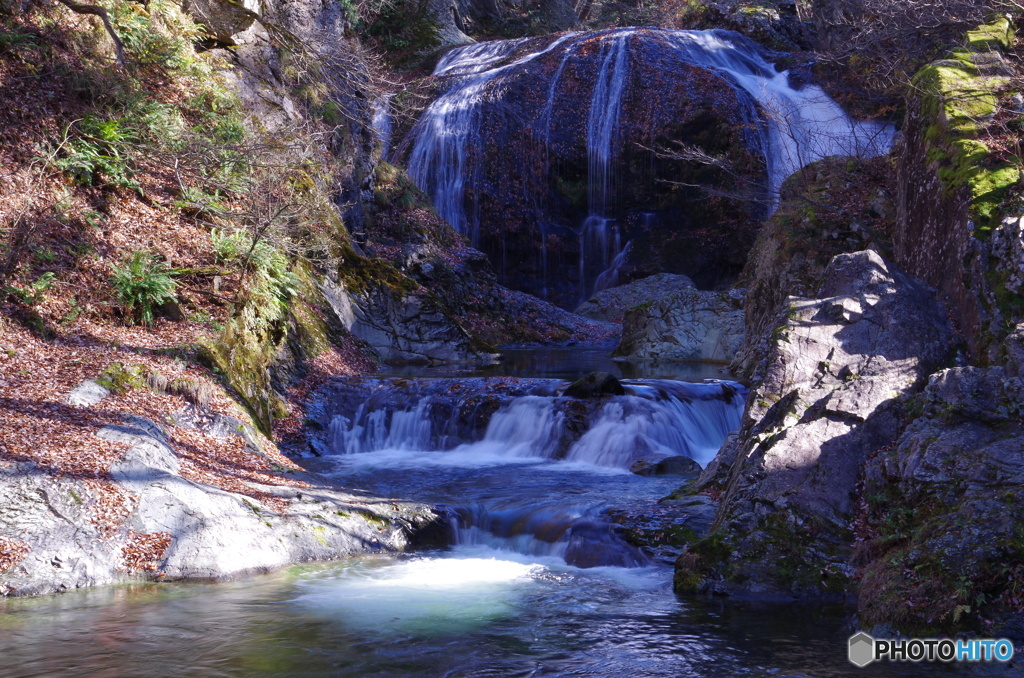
top-left (896, 16), bottom-right (1023, 362)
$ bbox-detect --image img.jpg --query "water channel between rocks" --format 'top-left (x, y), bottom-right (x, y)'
top-left (0, 350), bottom-right (1010, 677)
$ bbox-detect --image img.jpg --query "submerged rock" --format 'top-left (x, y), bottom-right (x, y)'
top-left (630, 455), bottom-right (702, 476)
top-left (614, 287), bottom-right (745, 362)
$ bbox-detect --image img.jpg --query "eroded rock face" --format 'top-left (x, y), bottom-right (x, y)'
top-left (614, 287), bottom-right (745, 363)
top-left (327, 279), bottom-right (494, 365)
top-left (0, 414), bottom-right (444, 597)
top-left (688, 250), bottom-right (953, 597)
top-left (858, 367), bottom-right (1024, 633)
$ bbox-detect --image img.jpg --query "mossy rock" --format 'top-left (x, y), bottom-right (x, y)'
top-left (965, 16), bottom-right (1014, 51)
top-left (912, 19), bottom-right (1021, 235)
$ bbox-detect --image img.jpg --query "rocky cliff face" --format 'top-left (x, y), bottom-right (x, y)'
top-left (672, 17), bottom-right (1024, 634)
top-left (680, 250), bottom-right (952, 598)
top-left (400, 28), bottom-right (769, 307)
top-left (894, 18), bottom-right (1022, 363)
top-left (857, 366), bottom-right (1024, 633)
top-left (732, 156), bottom-right (897, 379)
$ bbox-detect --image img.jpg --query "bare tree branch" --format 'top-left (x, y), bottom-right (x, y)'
top-left (56, 0), bottom-right (126, 67)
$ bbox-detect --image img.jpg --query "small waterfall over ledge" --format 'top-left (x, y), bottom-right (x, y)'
top-left (321, 374), bottom-right (744, 567)
top-left (326, 377), bottom-right (745, 469)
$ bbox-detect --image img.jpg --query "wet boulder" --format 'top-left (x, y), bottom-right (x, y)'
top-left (630, 455), bottom-right (702, 477)
top-left (563, 521), bottom-right (648, 568)
top-left (563, 372), bottom-right (625, 398)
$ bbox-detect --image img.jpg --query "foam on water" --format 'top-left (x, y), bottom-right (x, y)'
top-left (292, 554), bottom-right (544, 635)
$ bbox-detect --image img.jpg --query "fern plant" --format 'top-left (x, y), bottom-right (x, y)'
top-left (52, 116), bottom-right (139, 191)
top-left (5, 272), bottom-right (56, 306)
top-left (212, 228), bottom-right (300, 324)
top-left (110, 251), bottom-right (177, 326)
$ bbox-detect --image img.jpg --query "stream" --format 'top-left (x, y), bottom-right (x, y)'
top-left (0, 350), bottom-right (1012, 677)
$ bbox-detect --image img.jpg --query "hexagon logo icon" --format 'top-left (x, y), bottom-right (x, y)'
top-left (849, 632), bottom-right (875, 667)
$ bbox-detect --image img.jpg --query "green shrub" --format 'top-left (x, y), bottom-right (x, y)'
top-left (110, 251), bottom-right (177, 325)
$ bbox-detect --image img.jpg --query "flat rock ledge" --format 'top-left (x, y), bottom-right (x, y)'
top-left (0, 415), bottom-right (447, 597)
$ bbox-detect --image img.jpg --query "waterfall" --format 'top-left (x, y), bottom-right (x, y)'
top-left (371, 95), bottom-right (394, 160)
top-left (326, 377), bottom-right (744, 470)
top-left (476, 396), bottom-right (566, 458)
top-left (323, 374), bottom-right (743, 569)
top-left (405, 27), bottom-right (893, 285)
top-left (586, 30), bottom-right (631, 219)
top-left (407, 34), bottom-right (579, 245)
top-left (658, 30), bottom-right (892, 201)
top-left (593, 239), bottom-right (630, 295)
top-left (330, 397), bottom-right (435, 454)
top-left (564, 380), bottom-right (744, 468)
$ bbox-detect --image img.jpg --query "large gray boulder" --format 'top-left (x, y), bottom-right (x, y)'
top-left (1, 414), bottom-right (444, 596)
top-left (685, 250), bottom-right (953, 597)
top-left (614, 287), bottom-right (745, 363)
top-left (575, 273), bottom-right (695, 324)
top-left (320, 277), bottom-right (496, 365)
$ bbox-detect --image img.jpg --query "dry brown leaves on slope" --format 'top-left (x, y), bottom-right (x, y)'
top-left (118, 531), bottom-right (173, 573)
top-left (0, 537), bottom-right (30, 574)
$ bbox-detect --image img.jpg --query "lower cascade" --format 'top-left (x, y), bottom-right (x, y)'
top-left (323, 376), bottom-right (745, 568)
top-left (327, 377), bottom-right (744, 468)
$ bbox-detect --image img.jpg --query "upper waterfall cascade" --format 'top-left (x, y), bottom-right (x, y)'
top-left (404, 28), bottom-right (893, 302)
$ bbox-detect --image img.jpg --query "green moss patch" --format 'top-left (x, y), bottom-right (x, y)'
top-left (913, 19), bottom-right (1021, 234)
top-left (965, 16), bottom-right (1014, 51)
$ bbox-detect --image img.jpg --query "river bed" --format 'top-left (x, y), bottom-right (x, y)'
top-left (0, 353), bottom-right (1013, 677)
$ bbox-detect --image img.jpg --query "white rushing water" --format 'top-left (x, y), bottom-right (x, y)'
top-left (658, 30), bottom-right (893, 200)
top-left (406, 33), bottom-right (579, 246)
top-left (406, 27), bottom-right (894, 279)
top-left (326, 375), bottom-right (743, 567)
top-left (371, 95), bottom-right (394, 159)
top-left (328, 378), bottom-right (744, 471)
